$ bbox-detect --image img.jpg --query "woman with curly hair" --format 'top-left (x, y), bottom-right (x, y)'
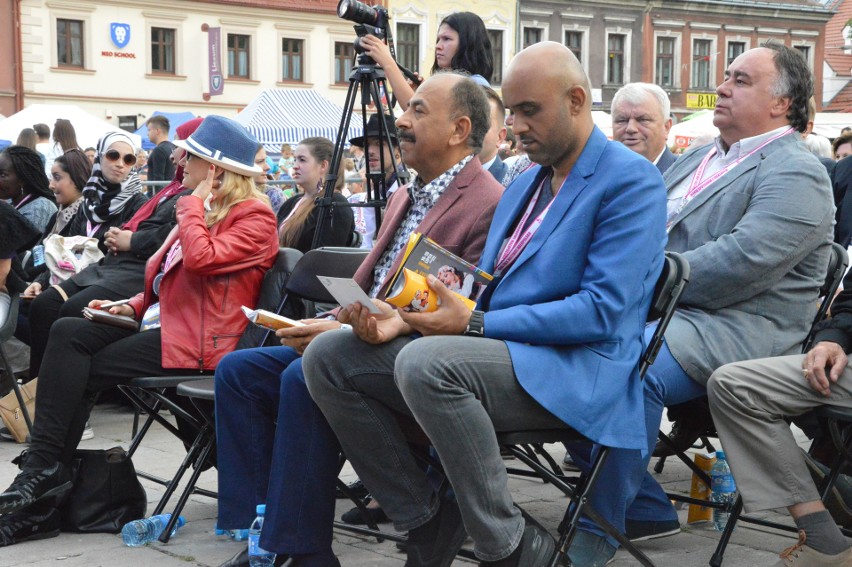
top-left (0, 146), bottom-right (57, 233)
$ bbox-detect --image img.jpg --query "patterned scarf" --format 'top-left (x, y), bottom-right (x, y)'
top-left (49, 196), bottom-right (83, 235)
top-left (82, 132), bottom-right (143, 224)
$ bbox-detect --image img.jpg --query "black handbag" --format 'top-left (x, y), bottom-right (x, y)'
top-left (58, 446), bottom-right (147, 533)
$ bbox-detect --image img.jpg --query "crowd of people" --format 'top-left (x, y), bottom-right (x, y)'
top-left (0, 9), bottom-right (850, 567)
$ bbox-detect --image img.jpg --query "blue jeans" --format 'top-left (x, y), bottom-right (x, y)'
top-left (566, 323), bottom-right (706, 546)
top-left (214, 346), bottom-right (340, 554)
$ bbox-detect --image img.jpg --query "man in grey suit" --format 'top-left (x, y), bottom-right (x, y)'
top-left (569, 43), bottom-right (835, 564)
top-left (479, 86), bottom-right (509, 185)
top-left (611, 82), bottom-right (676, 174)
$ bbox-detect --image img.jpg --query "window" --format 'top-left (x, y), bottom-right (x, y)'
top-left (523, 27), bottom-right (542, 49)
top-left (396, 23), bottom-right (419, 75)
top-left (794, 45), bottom-right (811, 67)
top-left (281, 38), bottom-right (303, 81)
top-left (227, 33), bottom-right (251, 78)
top-left (565, 31), bottom-right (582, 63)
top-left (607, 34), bottom-right (625, 85)
top-left (692, 39), bottom-right (712, 90)
top-left (151, 27), bottom-right (175, 74)
top-left (656, 36), bottom-right (675, 88)
top-left (727, 41), bottom-right (745, 65)
top-left (488, 29), bottom-right (503, 84)
top-left (57, 18), bottom-right (84, 68)
top-left (334, 41), bottom-right (354, 84)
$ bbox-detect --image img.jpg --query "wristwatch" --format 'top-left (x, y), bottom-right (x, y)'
top-left (464, 310), bottom-right (485, 337)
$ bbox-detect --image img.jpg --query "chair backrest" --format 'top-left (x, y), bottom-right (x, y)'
top-left (802, 242), bottom-right (849, 353)
top-left (641, 252), bottom-right (691, 377)
top-left (0, 292), bottom-right (21, 344)
top-left (235, 247), bottom-right (304, 350)
top-left (284, 247), bottom-right (369, 304)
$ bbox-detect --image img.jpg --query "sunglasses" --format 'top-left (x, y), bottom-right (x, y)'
top-left (103, 149), bottom-right (137, 167)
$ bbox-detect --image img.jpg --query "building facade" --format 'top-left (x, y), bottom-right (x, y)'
top-left (14, 0), bottom-right (379, 129)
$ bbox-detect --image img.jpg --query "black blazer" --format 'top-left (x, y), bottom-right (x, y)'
top-left (276, 192), bottom-right (354, 253)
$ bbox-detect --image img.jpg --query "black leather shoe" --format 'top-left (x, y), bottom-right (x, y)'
top-left (0, 462), bottom-right (71, 515)
top-left (0, 501), bottom-right (60, 547)
top-left (405, 498), bottom-right (466, 567)
top-left (653, 415), bottom-right (715, 457)
top-left (217, 547), bottom-right (290, 567)
top-left (479, 524), bottom-right (556, 567)
top-left (340, 501), bottom-right (390, 525)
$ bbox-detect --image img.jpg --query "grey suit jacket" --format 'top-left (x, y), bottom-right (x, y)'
top-left (664, 133), bottom-right (835, 385)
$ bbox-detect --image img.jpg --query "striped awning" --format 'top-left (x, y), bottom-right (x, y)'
top-left (234, 88), bottom-right (363, 154)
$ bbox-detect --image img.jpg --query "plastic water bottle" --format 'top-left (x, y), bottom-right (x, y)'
top-left (121, 513), bottom-right (186, 546)
top-left (31, 244), bottom-right (45, 267)
top-left (248, 504), bottom-right (276, 567)
top-left (710, 450), bottom-right (737, 531)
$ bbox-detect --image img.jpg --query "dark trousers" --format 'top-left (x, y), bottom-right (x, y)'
top-left (214, 346), bottom-right (340, 555)
top-left (27, 317), bottom-right (190, 468)
top-left (26, 282), bottom-right (125, 378)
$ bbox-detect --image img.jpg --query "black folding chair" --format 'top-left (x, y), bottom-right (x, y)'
top-left (117, 247), bottom-right (304, 542)
top-left (494, 251), bottom-right (690, 567)
top-left (655, 241), bottom-right (848, 476)
top-left (173, 247), bottom-right (369, 540)
top-left (0, 292), bottom-right (33, 433)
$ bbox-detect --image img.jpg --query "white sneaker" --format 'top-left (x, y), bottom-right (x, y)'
top-left (80, 422), bottom-right (94, 441)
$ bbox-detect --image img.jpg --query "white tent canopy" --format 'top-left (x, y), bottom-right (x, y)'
top-left (234, 89), bottom-right (363, 154)
top-left (0, 104), bottom-right (142, 149)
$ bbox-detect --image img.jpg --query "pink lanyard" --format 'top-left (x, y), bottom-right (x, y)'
top-left (13, 194), bottom-right (33, 210)
top-left (670, 127), bottom-right (795, 228)
top-left (495, 176), bottom-right (560, 273)
top-left (86, 221), bottom-right (100, 238)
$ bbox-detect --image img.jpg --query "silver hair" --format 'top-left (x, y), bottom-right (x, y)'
top-left (611, 82), bottom-right (671, 121)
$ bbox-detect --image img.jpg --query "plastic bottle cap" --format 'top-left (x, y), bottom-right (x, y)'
top-left (256, 504), bottom-right (266, 515)
top-left (715, 450), bottom-right (725, 460)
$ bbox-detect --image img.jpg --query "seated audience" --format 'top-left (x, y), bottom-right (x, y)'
top-left (0, 202), bottom-right (41, 325)
top-left (707, 268), bottom-right (852, 566)
top-left (254, 145), bottom-right (285, 215)
top-left (276, 137), bottom-right (354, 253)
top-left (303, 42), bottom-right (666, 567)
top-left (213, 72), bottom-right (502, 567)
top-left (44, 149), bottom-right (90, 238)
top-left (0, 146), bottom-right (57, 233)
top-left (0, 115), bottom-right (279, 547)
top-left (566, 43), bottom-right (834, 565)
top-left (478, 87), bottom-right (509, 183)
top-left (833, 132), bottom-right (852, 162)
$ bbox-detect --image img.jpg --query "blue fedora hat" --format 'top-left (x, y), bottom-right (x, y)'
top-left (174, 115), bottom-right (262, 176)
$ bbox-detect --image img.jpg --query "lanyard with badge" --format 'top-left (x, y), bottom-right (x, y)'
top-left (495, 173), bottom-right (565, 274)
top-left (666, 127), bottom-right (795, 232)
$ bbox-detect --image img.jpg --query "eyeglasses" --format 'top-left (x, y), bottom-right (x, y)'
top-left (103, 149), bottom-right (137, 167)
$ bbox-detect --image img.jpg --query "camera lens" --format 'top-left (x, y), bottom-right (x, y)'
top-left (337, 0), bottom-right (378, 25)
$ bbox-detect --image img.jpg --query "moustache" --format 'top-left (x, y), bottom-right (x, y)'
top-left (398, 132), bottom-right (416, 143)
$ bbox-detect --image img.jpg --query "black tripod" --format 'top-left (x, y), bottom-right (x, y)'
top-left (310, 56), bottom-right (409, 249)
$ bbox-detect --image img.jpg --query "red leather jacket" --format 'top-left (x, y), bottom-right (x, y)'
top-left (128, 196), bottom-right (278, 370)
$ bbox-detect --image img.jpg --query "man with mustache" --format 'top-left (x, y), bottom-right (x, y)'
top-left (304, 42), bottom-right (667, 567)
top-left (572, 43), bottom-right (835, 566)
top-left (213, 71), bottom-right (502, 567)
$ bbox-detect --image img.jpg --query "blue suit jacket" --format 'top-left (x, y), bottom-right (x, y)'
top-left (486, 156), bottom-right (509, 185)
top-left (477, 128), bottom-right (667, 450)
top-left (656, 147), bottom-right (677, 174)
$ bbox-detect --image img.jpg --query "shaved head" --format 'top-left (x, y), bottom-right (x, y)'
top-left (502, 42), bottom-right (594, 177)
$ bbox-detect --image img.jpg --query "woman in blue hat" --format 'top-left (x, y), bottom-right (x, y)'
top-left (0, 115), bottom-right (280, 547)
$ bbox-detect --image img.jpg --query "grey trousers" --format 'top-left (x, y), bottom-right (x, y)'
top-left (707, 353), bottom-right (852, 513)
top-left (302, 330), bottom-right (567, 561)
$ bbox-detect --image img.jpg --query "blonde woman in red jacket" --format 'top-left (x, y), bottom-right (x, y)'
top-left (0, 116), bottom-right (279, 546)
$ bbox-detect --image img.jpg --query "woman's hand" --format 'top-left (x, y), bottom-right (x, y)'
top-left (192, 164), bottom-right (219, 203)
top-left (358, 35), bottom-right (396, 69)
top-left (340, 299), bottom-right (411, 344)
top-left (88, 299), bottom-right (134, 317)
top-left (23, 282), bottom-right (42, 298)
top-left (104, 227), bottom-right (133, 254)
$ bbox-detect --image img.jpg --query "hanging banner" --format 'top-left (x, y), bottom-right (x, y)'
top-left (208, 27), bottom-right (224, 96)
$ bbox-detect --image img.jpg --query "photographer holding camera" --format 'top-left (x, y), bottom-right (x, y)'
top-left (356, 11), bottom-right (494, 109)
